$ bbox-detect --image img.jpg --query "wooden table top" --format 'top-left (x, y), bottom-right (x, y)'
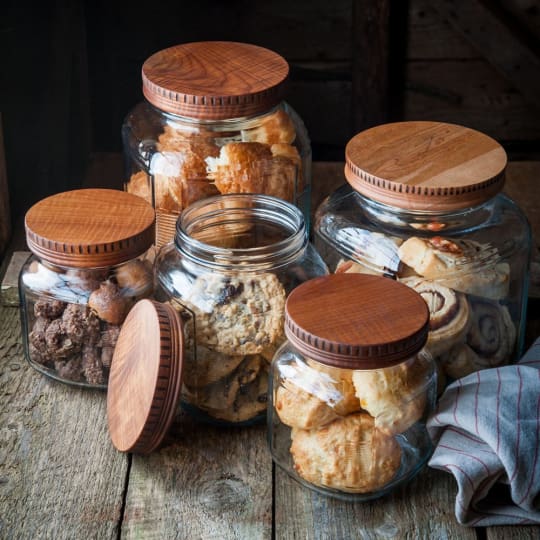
top-left (1, 159), bottom-right (539, 539)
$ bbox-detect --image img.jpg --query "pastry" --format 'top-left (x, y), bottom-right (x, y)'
top-left (275, 359), bottom-right (360, 430)
top-left (290, 413), bottom-right (402, 493)
top-left (438, 343), bottom-right (482, 379)
top-left (241, 109), bottom-right (296, 144)
top-left (397, 236), bottom-right (510, 300)
top-left (126, 171), bottom-right (152, 205)
top-left (400, 278), bottom-right (471, 357)
top-left (205, 142), bottom-right (302, 202)
top-left (181, 272), bottom-right (286, 355)
top-left (352, 355), bottom-right (431, 435)
top-left (466, 298), bottom-right (516, 367)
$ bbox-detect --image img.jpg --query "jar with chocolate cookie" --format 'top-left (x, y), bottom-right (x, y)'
top-left (19, 189), bottom-right (156, 388)
top-left (314, 121), bottom-right (531, 385)
top-left (268, 273), bottom-right (437, 500)
top-left (122, 41), bottom-right (311, 248)
top-left (153, 193), bottom-right (328, 426)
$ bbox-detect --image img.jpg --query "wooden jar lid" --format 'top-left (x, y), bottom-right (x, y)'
top-left (25, 189), bottom-right (155, 268)
top-left (107, 299), bottom-right (184, 454)
top-left (142, 41), bottom-right (289, 120)
top-left (345, 121), bottom-right (507, 211)
top-left (284, 274), bottom-right (429, 369)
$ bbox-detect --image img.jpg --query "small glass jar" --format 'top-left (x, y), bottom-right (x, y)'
top-left (153, 193), bottom-right (328, 426)
top-left (314, 121), bottom-right (531, 384)
top-left (268, 273), bottom-right (437, 501)
top-left (19, 188), bottom-right (156, 389)
top-left (122, 41), bottom-right (312, 247)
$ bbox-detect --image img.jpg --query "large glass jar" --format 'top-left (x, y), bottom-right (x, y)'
top-left (19, 189), bottom-right (155, 389)
top-left (122, 41), bottom-right (312, 247)
top-left (153, 193), bottom-right (328, 426)
top-left (268, 273), bottom-right (437, 501)
top-left (314, 121), bottom-right (531, 385)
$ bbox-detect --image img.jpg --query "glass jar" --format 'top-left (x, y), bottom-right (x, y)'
top-left (153, 193), bottom-right (328, 426)
top-left (268, 273), bottom-right (437, 501)
top-left (122, 41), bottom-right (312, 247)
top-left (19, 188), bottom-right (156, 389)
top-left (314, 121), bottom-right (531, 385)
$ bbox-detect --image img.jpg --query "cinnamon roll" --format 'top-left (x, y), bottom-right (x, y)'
top-left (466, 298), bottom-right (516, 367)
top-left (400, 278), bottom-right (471, 357)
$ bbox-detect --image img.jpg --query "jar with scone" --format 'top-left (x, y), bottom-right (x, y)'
top-left (19, 189), bottom-right (155, 388)
top-left (268, 273), bottom-right (437, 500)
top-left (122, 40), bottom-right (311, 248)
top-left (314, 121), bottom-right (531, 386)
top-left (149, 193), bottom-right (328, 427)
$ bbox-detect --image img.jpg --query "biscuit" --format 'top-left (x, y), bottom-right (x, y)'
top-left (275, 359), bottom-right (360, 430)
top-left (126, 171), bottom-right (152, 204)
top-left (290, 413), bottom-right (402, 493)
top-left (241, 109), bottom-right (296, 144)
top-left (181, 272), bottom-right (286, 355)
top-left (352, 354), bottom-right (431, 435)
top-left (400, 278), bottom-right (471, 357)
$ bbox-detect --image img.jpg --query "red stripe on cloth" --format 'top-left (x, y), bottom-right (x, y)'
top-left (496, 367), bottom-right (502, 455)
top-left (445, 463), bottom-right (476, 491)
top-left (509, 367), bottom-right (524, 484)
top-left (518, 370), bottom-right (540, 505)
top-left (453, 378), bottom-right (462, 426)
top-left (474, 370), bottom-right (481, 435)
top-left (438, 443), bottom-right (492, 476)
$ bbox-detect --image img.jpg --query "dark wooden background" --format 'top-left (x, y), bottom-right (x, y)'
top-left (1, 0), bottom-right (540, 258)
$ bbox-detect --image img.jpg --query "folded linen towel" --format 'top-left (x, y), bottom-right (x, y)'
top-left (427, 337), bottom-right (540, 526)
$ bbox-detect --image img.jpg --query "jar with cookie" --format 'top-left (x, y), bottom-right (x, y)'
top-left (19, 189), bottom-right (156, 388)
top-left (314, 121), bottom-right (531, 387)
top-left (150, 193), bottom-right (328, 427)
top-left (268, 273), bottom-right (437, 500)
top-left (122, 41), bottom-right (311, 248)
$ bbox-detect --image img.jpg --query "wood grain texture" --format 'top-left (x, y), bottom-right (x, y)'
top-left (274, 466), bottom-right (477, 539)
top-left (0, 114), bottom-right (10, 258)
top-left (121, 419), bottom-right (272, 539)
top-left (0, 304), bottom-right (128, 539)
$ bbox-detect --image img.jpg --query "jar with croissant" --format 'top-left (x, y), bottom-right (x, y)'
top-left (314, 121), bottom-right (531, 387)
top-left (122, 41), bottom-right (311, 248)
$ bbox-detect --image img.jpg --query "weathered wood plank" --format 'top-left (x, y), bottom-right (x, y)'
top-left (274, 466), bottom-right (477, 539)
top-left (0, 304), bottom-right (128, 539)
top-left (121, 420), bottom-right (272, 539)
top-left (0, 251), bottom-right (29, 306)
top-left (487, 526), bottom-right (540, 539)
top-left (432, 0), bottom-right (540, 110)
top-left (404, 60), bottom-right (540, 142)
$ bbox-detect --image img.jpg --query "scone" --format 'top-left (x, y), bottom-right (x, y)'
top-left (397, 236), bottom-right (510, 300)
top-left (275, 359), bottom-right (360, 430)
top-left (400, 278), bottom-right (471, 357)
top-left (352, 355), bottom-right (431, 435)
top-left (290, 413), bottom-right (402, 493)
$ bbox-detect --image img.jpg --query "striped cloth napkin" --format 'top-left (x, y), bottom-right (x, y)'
top-left (427, 337), bottom-right (540, 526)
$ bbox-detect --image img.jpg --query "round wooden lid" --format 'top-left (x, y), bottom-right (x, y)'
top-left (345, 121), bottom-right (507, 211)
top-left (285, 274), bottom-right (429, 369)
top-left (107, 299), bottom-right (184, 454)
top-left (25, 189), bottom-right (155, 268)
top-left (142, 41), bottom-right (289, 119)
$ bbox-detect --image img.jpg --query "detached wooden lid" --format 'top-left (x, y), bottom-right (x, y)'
top-left (25, 189), bottom-right (155, 268)
top-left (285, 274), bottom-right (429, 369)
top-left (107, 299), bottom-right (184, 454)
top-left (142, 41), bottom-right (289, 119)
top-left (345, 121), bottom-right (507, 211)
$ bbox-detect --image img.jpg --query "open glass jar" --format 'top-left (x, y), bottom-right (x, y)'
top-left (122, 41), bottom-right (311, 247)
top-left (314, 121), bottom-right (531, 384)
top-left (19, 189), bottom-right (155, 389)
top-left (268, 273), bottom-right (437, 501)
top-left (152, 193), bottom-right (328, 427)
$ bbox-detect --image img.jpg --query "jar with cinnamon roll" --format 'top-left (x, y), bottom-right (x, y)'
top-left (122, 41), bottom-right (311, 247)
top-left (153, 193), bottom-right (328, 426)
top-left (19, 189), bottom-right (156, 388)
top-left (268, 273), bottom-right (437, 500)
top-left (314, 121), bottom-right (531, 385)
